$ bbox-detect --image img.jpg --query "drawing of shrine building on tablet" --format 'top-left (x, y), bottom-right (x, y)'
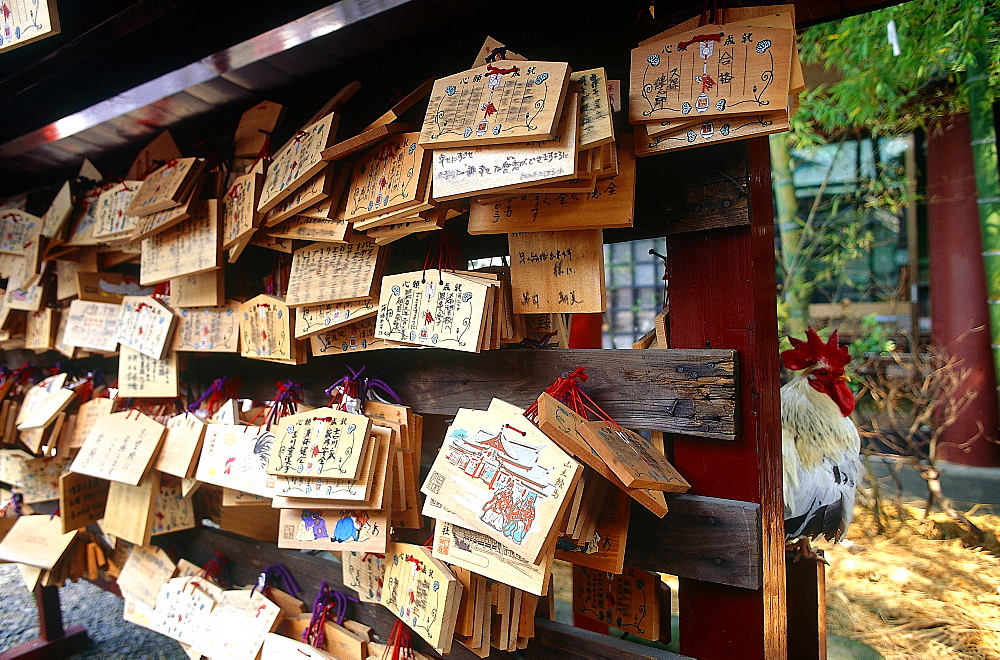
top-left (444, 426), bottom-right (555, 544)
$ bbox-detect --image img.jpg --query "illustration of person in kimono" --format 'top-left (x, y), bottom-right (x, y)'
top-left (503, 493), bottom-right (537, 544)
top-left (296, 510), bottom-right (329, 541)
top-left (481, 482), bottom-right (515, 532)
top-left (331, 510), bottom-right (373, 543)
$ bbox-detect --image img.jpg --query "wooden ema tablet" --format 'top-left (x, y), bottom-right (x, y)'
top-left (535, 393), bottom-right (668, 518)
top-left (419, 61), bottom-right (571, 149)
top-left (261, 634), bottom-right (336, 660)
top-left (277, 616), bottom-right (367, 659)
top-left (117, 545), bottom-right (177, 608)
top-left (294, 297), bottom-right (378, 339)
top-left (320, 122), bottom-right (413, 162)
top-left (578, 420), bottom-right (689, 492)
top-left (0, 210), bottom-right (41, 254)
top-left (470, 36), bottom-right (527, 69)
top-left (5, 277), bottom-right (44, 312)
top-left (375, 270), bottom-right (491, 352)
top-left (150, 476), bottom-right (196, 536)
top-left (117, 345), bottom-right (179, 398)
top-left (262, 167), bottom-right (333, 227)
top-left (55, 261), bottom-right (80, 300)
top-left (144, 576), bottom-right (220, 645)
top-left (343, 550), bottom-right (385, 603)
top-left (366, 215), bottom-right (444, 245)
top-left (172, 301), bottom-right (240, 352)
top-left (630, 25), bottom-right (792, 124)
top-left (433, 519), bottom-right (552, 596)
top-left (41, 181), bottom-right (73, 238)
top-left (272, 424), bottom-right (393, 508)
top-left (258, 112), bottom-right (339, 214)
top-left (68, 397), bottom-right (114, 450)
top-left (127, 158), bottom-right (204, 216)
top-left (193, 591), bottom-right (283, 660)
top-left (310, 315), bottom-right (404, 357)
top-left (239, 295), bottom-right (299, 363)
top-left (421, 407), bottom-right (581, 564)
top-left (126, 131), bottom-right (182, 180)
top-left (222, 488), bottom-right (271, 506)
top-left (70, 410), bottom-right (166, 485)
top-left (0, 515), bottom-right (78, 569)
top-left (339, 133), bottom-right (430, 224)
top-left (555, 477), bottom-right (630, 573)
top-left (292, 195), bottom-right (335, 219)
top-left (285, 240), bottom-right (382, 307)
top-left (277, 508), bottom-right (388, 553)
top-left (431, 93), bottom-right (580, 202)
top-left (0, 451), bottom-right (69, 502)
top-left (76, 271), bottom-right (152, 304)
top-left (58, 472), bottom-right (109, 533)
top-left (468, 139), bottom-right (635, 234)
top-left (130, 175), bottom-right (205, 241)
top-left (113, 295), bottom-right (176, 359)
top-left (222, 171), bottom-right (263, 248)
top-left (573, 566), bottom-right (664, 642)
top-left (154, 413), bottom-right (207, 478)
top-left (17, 373), bottom-right (73, 429)
top-left (365, 402), bottom-right (423, 530)
top-left (25, 308), bottom-right (57, 350)
top-left (265, 214), bottom-right (351, 244)
top-left (92, 182), bottom-right (142, 240)
top-left (140, 199), bottom-right (221, 285)
top-left (234, 101), bottom-right (285, 157)
top-left (572, 68), bottom-right (615, 150)
top-left (266, 407), bottom-right (372, 480)
top-left (102, 471), bottom-right (160, 546)
top-left (195, 424), bottom-right (276, 498)
top-left (508, 229), bottom-right (606, 314)
top-left (171, 269), bottom-right (224, 308)
top-left (638, 4), bottom-right (804, 92)
top-left (363, 79), bottom-right (433, 132)
top-left (634, 110), bottom-right (790, 155)
top-left (381, 542), bottom-right (463, 655)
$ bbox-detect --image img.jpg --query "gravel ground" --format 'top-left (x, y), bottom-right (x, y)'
top-left (0, 564), bottom-right (186, 659)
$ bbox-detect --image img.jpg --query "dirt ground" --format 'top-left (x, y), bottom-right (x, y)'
top-left (822, 504), bottom-right (1000, 659)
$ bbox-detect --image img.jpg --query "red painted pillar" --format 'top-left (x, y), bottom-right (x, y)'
top-left (927, 113), bottom-right (1000, 466)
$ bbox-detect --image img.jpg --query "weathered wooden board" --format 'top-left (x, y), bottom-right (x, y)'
top-left (625, 494), bottom-right (761, 590)
top-left (186, 349), bottom-right (738, 439)
top-left (468, 140), bottom-right (634, 234)
top-left (631, 140), bottom-right (751, 236)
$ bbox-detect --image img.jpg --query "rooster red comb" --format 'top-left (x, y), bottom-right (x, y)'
top-left (781, 326), bottom-right (852, 372)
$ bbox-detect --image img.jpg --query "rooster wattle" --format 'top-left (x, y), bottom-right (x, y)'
top-left (780, 327), bottom-right (861, 558)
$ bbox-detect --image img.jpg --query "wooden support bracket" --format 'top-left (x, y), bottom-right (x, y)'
top-left (625, 494), bottom-right (761, 589)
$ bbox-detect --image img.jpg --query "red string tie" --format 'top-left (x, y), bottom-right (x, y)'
top-left (677, 32), bottom-right (724, 51)
top-left (487, 64), bottom-right (519, 75)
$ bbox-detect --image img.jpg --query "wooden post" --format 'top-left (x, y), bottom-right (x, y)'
top-left (786, 557), bottom-right (827, 660)
top-left (666, 137), bottom-right (787, 658)
top-left (0, 586), bottom-right (90, 660)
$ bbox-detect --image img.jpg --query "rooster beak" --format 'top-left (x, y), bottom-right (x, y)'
top-left (838, 374), bottom-right (850, 383)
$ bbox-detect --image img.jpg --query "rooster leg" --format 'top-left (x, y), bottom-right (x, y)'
top-left (785, 538), bottom-right (829, 565)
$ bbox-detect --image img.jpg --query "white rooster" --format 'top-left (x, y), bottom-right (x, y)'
top-left (781, 327), bottom-right (861, 558)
